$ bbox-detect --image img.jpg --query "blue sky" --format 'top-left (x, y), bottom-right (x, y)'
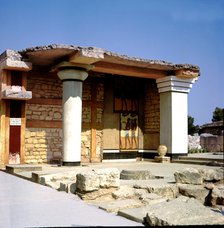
top-left (0, 0), bottom-right (223, 125)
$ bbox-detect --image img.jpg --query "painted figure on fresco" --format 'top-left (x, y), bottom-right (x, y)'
top-left (124, 117), bottom-right (131, 149)
top-left (131, 118), bottom-right (137, 148)
top-left (120, 113), bottom-right (138, 149)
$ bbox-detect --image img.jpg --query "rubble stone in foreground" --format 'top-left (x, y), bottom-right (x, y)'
top-left (145, 196), bottom-right (224, 226)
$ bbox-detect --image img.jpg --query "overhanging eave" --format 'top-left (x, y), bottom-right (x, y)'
top-left (91, 61), bottom-right (168, 79)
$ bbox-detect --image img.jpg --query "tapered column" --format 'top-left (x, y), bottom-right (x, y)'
top-left (156, 76), bottom-right (198, 158)
top-left (58, 68), bottom-right (88, 166)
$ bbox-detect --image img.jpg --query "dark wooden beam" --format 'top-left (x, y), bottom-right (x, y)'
top-left (92, 61), bottom-right (167, 79)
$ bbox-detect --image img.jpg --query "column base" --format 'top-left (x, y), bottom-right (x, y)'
top-left (62, 161), bottom-right (81, 166)
top-left (154, 156), bottom-right (170, 163)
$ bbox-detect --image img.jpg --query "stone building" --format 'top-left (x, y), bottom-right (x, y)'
top-left (200, 121), bottom-right (223, 136)
top-left (199, 121), bottom-right (224, 152)
top-left (0, 44), bottom-right (200, 166)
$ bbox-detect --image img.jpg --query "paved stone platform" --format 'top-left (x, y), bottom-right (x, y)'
top-left (5, 164), bottom-right (42, 174)
top-left (1, 158), bottom-right (223, 226)
top-left (0, 171), bottom-right (143, 227)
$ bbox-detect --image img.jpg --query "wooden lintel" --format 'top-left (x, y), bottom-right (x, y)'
top-left (27, 98), bottom-right (62, 106)
top-left (26, 120), bottom-right (102, 129)
top-left (83, 100), bottom-right (103, 108)
top-left (82, 122), bottom-right (102, 129)
top-left (27, 98), bottom-right (103, 108)
top-left (26, 120), bottom-right (62, 128)
top-left (92, 62), bottom-right (167, 79)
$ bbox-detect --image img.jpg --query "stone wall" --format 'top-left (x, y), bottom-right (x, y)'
top-left (25, 72), bottom-right (104, 164)
top-left (25, 128), bottom-right (62, 164)
top-left (143, 80), bottom-right (160, 149)
top-left (26, 104), bottom-right (62, 121)
top-left (25, 73), bottom-right (63, 163)
top-left (188, 134), bottom-right (223, 152)
top-left (27, 72), bottom-right (62, 98)
top-left (200, 134), bottom-right (223, 152)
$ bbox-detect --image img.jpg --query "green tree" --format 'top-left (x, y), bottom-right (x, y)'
top-left (188, 115), bottom-right (199, 135)
top-left (212, 107), bottom-right (223, 122)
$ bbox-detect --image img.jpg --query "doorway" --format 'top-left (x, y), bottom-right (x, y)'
top-left (9, 100), bottom-right (22, 164)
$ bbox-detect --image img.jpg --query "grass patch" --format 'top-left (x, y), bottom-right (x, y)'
top-left (188, 148), bottom-right (207, 154)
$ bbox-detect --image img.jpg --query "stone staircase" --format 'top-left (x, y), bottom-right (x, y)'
top-left (172, 154), bottom-right (224, 166)
top-left (4, 164), bottom-right (42, 180)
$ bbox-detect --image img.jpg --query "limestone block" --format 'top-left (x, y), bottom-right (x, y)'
top-left (118, 205), bottom-right (151, 224)
top-left (25, 144), bottom-right (33, 149)
top-left (30, 132), bottom-right (36, 137)
top-left (154, 156), bottom-right (170, 163)
top-left (147, 184), bottom-right (178, 200)
top-left (134, 188), bottom-right (150, 198)
top-left (25, 131), bottom-right (31, 138)
top-left (120, 169), bottom-right (155, 180)
top-left (38, 139), bottom-right (46, 144)
top-left (145, 196), bottom-right (224, 226)
top-left (36, 133), bottom-right (45, 138)
top-left (59, 181), bottom-right (77, 194)
top-left (36, 175), bottom-right (49, 185)
top-left (45, 181), bottom-right (60, 190)
top-left (112, 185), bottom-right (136, 199)
top-left (174, 168), bottom-right (203, 185)
top-left (141, 195), bottom-right (167, 206)
top-left (77, 187), bottom-right (116, 201)
top-left (94, 168), bottom-right (120, 188)
top-left (134, 182), bottom-right (179, 200)
top-left (210, 184), bottom-right (224, 206)
top-left (76, 171), bottom-right (100, 192)
top-left (178, 184), bottom-right (210, 204)
top-left (98, 199), bottom-right (143, 213)
top-left (199, 168), bottom-right (224, 182)
top-left (27, 138), bottom-right (33, 144)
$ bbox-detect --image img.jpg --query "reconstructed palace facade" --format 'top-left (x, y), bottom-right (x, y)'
top-left (0, 44), bottom-right (200, 166)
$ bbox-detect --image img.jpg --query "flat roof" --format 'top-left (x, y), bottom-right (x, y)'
top-left (0, 44), bottom-right (200, 79)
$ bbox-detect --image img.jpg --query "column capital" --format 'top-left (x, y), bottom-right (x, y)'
top-left (156, 76), bottom-right (198, 93)
top-left (53, 61), bottom-right (93, 81)
top-left (58, 68), bottom-right (88, 81)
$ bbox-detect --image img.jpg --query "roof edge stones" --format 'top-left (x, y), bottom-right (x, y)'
top-left (19, 44), bottom-right (199, 70)
top-left (0, 44), bottom-right (200, 75)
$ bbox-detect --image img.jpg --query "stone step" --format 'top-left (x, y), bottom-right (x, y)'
top-left (92, 199), bottom-right (143, 214)
top-left (12, 171), bottom-right (32, 181)
top-left (5, 164), bottom-right (42, 174)
top-left (118, 206), bottom-right (150, 224)
top-left (178, 156), bottom-right (223, 162)
top-left (172, 159), bottom-right (223, 166)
